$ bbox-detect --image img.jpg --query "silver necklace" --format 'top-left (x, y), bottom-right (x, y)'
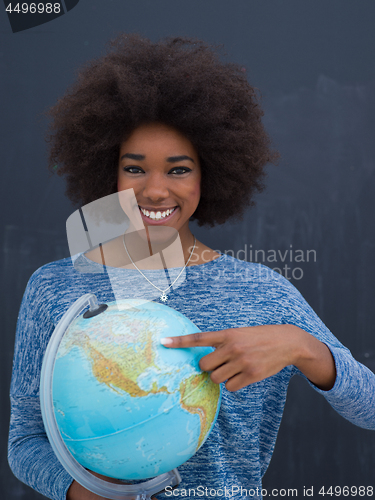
top-left (123, 234), bottom-right (196, 302)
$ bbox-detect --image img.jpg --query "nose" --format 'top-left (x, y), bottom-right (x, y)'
top-left (142, 171), bottom-right (169, 201)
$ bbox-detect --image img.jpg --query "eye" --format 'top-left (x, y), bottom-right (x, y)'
top-left (123, 166), bottom-right (144, 174)
top-left (169, 167), bottom-right (192, 175)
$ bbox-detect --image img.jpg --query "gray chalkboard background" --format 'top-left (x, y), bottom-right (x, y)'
top-left (1, 1), bottom-right (375, 498)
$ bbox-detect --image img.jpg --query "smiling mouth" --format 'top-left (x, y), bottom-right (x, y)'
top-left (138, 206), bottom-right (178, 221)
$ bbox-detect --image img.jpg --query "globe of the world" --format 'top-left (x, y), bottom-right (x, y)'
top-left (52, 299), bottom-right (222, 481)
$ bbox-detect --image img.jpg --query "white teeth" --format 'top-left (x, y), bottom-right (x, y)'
top-left (140, 207), bottom-right (176, 220)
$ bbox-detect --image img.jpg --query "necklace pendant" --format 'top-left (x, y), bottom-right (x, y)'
top-left (160, 292), bottom-right (168, 302)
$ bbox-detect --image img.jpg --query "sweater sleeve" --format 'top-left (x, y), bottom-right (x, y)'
top-left (300, 344), bottom-right (375, 430)
top-left (8, 268), bottom-right (74, 500)
top-left (276, 274), bottom-right (375, 431)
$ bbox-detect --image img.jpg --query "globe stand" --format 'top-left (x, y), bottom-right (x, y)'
top-left (40, 294), bottom-right (181, 499)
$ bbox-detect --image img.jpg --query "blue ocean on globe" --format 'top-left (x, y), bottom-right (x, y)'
top-left (52, 299), bottom-right (222, 480)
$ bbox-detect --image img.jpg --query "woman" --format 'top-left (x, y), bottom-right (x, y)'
top-left (8, 34), bottom-right (375, 500)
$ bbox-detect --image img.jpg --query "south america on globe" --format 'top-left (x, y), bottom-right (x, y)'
top-left (52, 299), bottom-right (222, 480)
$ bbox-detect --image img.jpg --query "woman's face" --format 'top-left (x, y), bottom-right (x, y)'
top-left (117, 122), bottom-right (201, 239)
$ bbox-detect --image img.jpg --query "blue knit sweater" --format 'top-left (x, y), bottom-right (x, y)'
top-left (8, 253), bottom-right (375, 500)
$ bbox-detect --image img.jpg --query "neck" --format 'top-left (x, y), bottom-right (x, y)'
top-left (123, 226), bottom-right (195, 270)
top-left (175, 228), bottom-right (196, 264)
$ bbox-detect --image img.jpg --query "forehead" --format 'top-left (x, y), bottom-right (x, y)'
top-left (119, 123), bottom-right (199, 159)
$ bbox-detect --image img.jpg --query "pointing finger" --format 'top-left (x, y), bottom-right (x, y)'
top-left (160, 330), bottom-right (226, 348)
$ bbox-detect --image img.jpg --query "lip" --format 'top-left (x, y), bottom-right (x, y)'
top-left (138, 206), bottom-right (178, 225)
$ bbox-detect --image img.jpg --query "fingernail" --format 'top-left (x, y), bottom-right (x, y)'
top-left (160, 337), bottom-right (173, 346)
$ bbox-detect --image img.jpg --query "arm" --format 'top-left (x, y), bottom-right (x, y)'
top-left (294, 342), bottom-right (375, 430)
top-left (283, 324), bottom-right (336, 390)
top-left (279, 277), bottom-right (375, 430)
top-left (160, 276), bottom-right (375, 430)
top-left (8, 267), bottom-right (155, 500)
top-left (8, 395), bottom-right (74, 500)
top-left (8, 269), bottom-right (74, 500)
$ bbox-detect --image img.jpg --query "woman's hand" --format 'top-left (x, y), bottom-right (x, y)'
top-left (67, 471), bottom-right (125, 500)
top-left (66, 473), bottom-right (158, 500)
top-left (160, 324), bottom-right (336, 392)
top-left (66, 470), bottom-right (124, 500)
top-left (66, 479), bottom-right (108, 500)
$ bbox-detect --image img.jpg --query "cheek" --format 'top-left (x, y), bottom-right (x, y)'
top-left (191, 181), bottom-right (201, 200)
top-left (117, 170), bottom-right (127, 192)
top-left (186, 181), bottom-right (201, 213)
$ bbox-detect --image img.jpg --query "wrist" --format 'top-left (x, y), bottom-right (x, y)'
top-left (66, 480), bottom-right (93, 500)
top-left (290, 325), bottom-right (317, 365)
top-left (282, 324), bottom-right (308, 366)
top-left (286, 324), bottom-right (336, 391)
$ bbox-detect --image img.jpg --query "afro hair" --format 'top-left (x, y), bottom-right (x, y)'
top-left (47, 33), bottom-right (278, 227)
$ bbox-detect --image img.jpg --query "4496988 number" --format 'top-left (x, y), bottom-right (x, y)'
top-left (5, 3), bottom-right (61, 14)
top-left (319, 486), bottom-right (373, 497)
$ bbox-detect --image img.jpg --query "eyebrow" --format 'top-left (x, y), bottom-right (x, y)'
top-left (120, 153), bottom-right (195, 163)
